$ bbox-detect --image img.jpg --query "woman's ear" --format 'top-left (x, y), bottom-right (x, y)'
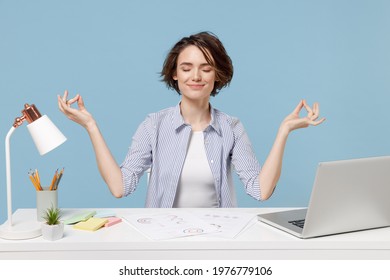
top-left (172, 69), bottom-right (178, 80)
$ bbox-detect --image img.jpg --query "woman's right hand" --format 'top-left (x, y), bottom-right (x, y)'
top-left (58, 90), bottom-right (96, 130)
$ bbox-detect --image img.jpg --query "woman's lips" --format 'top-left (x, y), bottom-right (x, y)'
top-left (187, 84), bottom-right (205, 90)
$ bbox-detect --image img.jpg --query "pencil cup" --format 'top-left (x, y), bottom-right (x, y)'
top-left (36, 189), bottom-right (58, 222)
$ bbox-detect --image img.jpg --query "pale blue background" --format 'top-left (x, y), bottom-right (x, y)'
top-left (1, 0), bottom-right (389, 224)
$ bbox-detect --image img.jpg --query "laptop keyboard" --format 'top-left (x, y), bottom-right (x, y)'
top-left (288, 219), bottom-right (305, 228)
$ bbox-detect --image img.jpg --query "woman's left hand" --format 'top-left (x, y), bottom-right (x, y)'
top-left (281, 99), bottom-right (326, 134)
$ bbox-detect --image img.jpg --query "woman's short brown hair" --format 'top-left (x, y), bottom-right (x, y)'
top-left (161, 32), bottom-right (233, 96)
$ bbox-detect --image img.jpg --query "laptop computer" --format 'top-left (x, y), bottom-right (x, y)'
top-left (258, 156), bottom-right (390, 238)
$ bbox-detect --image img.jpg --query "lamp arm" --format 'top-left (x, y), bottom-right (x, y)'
top-left (5, 126), bottom-right (16, 227)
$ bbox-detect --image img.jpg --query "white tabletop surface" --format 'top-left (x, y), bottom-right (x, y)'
top-left (1, 208), bottom-right (390, 260)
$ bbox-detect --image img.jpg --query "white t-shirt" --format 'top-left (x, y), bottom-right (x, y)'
top-left (173, 131), bottom-right (218, 208)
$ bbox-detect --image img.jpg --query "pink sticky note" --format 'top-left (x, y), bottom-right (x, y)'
top-left (104, 217), bottom-right (122, 227)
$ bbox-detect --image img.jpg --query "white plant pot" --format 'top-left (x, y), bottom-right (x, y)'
top-left (41, 222), bottom-right (64, 241)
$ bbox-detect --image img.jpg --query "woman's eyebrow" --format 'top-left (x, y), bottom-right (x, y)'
top-left (179, 62), bottom-right (193, 67)
top-left (179, 62), bottom-right (211, 67)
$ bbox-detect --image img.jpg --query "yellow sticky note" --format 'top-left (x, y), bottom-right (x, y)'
top-left (73, 217), bottom-right (108, 231)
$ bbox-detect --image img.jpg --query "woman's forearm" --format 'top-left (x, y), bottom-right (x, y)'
top-left (85, 121), bottom-right (124, 198)
top-left (258, 125), bottom-right (289, 200)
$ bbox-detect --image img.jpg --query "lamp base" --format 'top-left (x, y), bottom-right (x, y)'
top-left (0, 218), bottom-right (42, 240)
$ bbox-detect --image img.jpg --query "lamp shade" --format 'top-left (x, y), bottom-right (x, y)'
top-left (27, 115), bottom-right (67, 155)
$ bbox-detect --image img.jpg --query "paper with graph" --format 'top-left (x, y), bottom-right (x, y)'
top-left (122, 210), bottom-right (255, 240)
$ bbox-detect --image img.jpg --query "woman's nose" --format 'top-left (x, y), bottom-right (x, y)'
top-left (192, 69), bottom-right (201, 81)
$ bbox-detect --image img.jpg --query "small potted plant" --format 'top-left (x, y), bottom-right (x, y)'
top-left (41, 204), bottom-right (64, 241)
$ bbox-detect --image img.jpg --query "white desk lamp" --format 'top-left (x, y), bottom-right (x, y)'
top-left (0, 103), bottom-right (66, 240)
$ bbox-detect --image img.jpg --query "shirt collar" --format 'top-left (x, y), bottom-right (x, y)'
top-left (172, 103), bottom-right (186, 130)
top-left (208, 105), bottom-right (222, 135)
top-left (172, 103), bottom-right (222, 136)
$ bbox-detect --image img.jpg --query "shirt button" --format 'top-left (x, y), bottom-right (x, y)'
top-left (210, 160), bottom-right (214, 164)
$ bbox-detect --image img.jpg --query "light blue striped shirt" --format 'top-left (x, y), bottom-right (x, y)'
top-left (120, 103), bottom-right (262, 207)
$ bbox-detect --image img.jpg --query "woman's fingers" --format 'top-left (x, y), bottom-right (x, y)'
top-left (292, 99), bottom-right (304, 115)
top-left (78, 94), bottom-right (86, 110)
top-left (66, 95), bottom-right (79, 106)
top-left (302, 100), bottom-right (324, 122)
top-left (302, 99), bottom-right (314, 118)
top-left (58, 91), bottom-right (80, 115)
top-left (308, 116), bottom-right (326, 126)
top-left (57, 94), bottom-right (67, 112)
top-left (62, 90), bottom-right (69, 103)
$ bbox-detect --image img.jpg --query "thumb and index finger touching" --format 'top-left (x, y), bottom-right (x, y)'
top-left (292, 99), bottom-right (326, 126)
top-left (58, 90), bottom-right (86, 111)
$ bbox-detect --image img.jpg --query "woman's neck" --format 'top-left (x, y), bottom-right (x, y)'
top-left (180, 99), bottom-right (211, 131)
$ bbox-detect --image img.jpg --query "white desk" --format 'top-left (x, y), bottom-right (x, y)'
top-left (1, 208), bottom-right (390, 260)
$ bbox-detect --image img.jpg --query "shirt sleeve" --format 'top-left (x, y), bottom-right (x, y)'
top-left (120, 116), bottom-right (153, 197)
top-left (230, 118), bottom-right (262, 201)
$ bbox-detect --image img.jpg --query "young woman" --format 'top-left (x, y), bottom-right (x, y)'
top-left (58, 32), bottom-right (325, 208)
